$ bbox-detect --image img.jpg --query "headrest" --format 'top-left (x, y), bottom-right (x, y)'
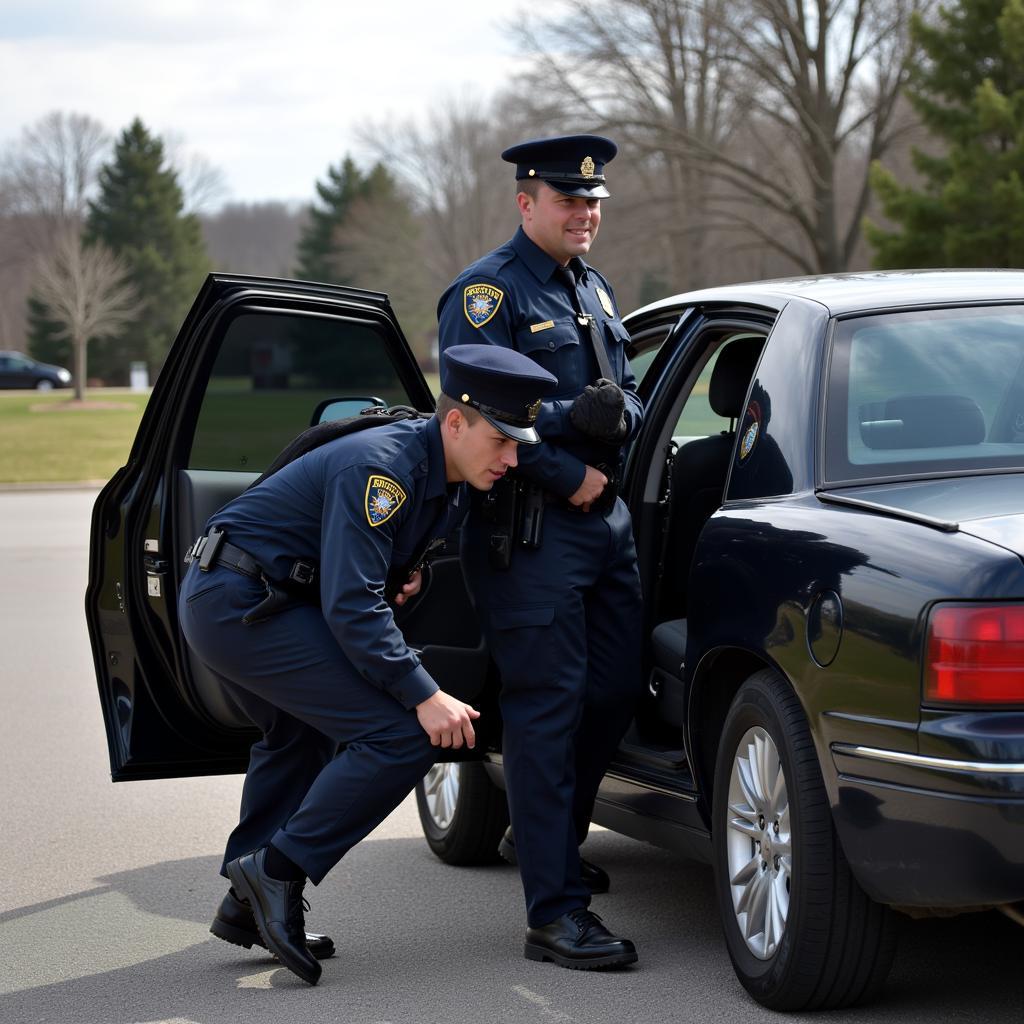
top-left (709, 338), bottom-right (764, 418)
top-left (859, 394), bottom-right (986, 449)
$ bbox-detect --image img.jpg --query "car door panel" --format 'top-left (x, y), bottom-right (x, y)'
top-left (87, 274), bottom-right (488, 781)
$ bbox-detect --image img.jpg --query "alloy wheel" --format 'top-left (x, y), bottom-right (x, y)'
top-left (421, 762), bottom-right (462, 831)
top-left (725, 725), bottom-right (792, 959)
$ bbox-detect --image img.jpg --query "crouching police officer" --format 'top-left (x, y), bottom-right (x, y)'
top-left (438, 135), bottom-right (644, 970)
top-left (178, 344), bottom-right (557, 986)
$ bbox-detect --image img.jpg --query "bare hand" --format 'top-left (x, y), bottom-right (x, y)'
top-left (415, 690), bottom-right (481, 749)
top-left (393, 569), bottom-right (423, 606)
top-left (569, 464), bottom-right (608, 513)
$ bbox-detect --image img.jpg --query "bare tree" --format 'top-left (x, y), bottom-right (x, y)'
top-left (513, 0), bottom-right (923, 279)
top-left (163, 131), bottom-right (230, 214)
top-left (1, 111), bottom-right (109, 251)
top-left (357, 92), bottom-right (533, 288)
top-left (33, 229), bottom-right (140, 400)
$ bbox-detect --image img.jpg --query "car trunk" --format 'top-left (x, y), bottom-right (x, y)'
top-left (834, 474), bottom-right (1024, 562)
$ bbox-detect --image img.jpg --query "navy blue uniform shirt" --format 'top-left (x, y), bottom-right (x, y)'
top-left (437, 226), bottom-right (643, 498)
top-left (206, 416), bottom-right (465, 710)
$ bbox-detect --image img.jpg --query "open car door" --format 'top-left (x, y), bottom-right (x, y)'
top-left (86, 274), bottom-right (486, 781)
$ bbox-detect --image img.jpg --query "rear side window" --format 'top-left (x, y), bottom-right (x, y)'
top-left (825, 305), bottom-right (1024, 483)
top-left (188, 311), bottom-right (417, 472)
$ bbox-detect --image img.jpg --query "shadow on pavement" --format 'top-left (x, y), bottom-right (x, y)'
top-left (0, 832), bottom-right (1020, 1024)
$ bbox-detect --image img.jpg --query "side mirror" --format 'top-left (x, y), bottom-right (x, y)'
top-left (311, 396), bottom-right (387, 426)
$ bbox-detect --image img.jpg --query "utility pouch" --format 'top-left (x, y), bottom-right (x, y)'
top-left (481, 475), bottom-right (522, 571)
top-left (518, 481), bottom-right (545, 550)
top-left (198, 527), bottom-right (225, 571)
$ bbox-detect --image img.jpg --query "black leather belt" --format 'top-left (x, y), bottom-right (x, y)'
top-left (184, 528), bottom-right (317, 587)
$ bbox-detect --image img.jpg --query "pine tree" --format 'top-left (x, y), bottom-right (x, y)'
top-left (295, 156), bottom-right (384, 284)
top-left (867, 0), bottom-right (1024, 267)
top-left (85, 118), bottom-right (209, 382)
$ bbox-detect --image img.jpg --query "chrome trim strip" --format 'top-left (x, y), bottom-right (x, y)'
top-left (833, 743), bottom-right (1024, 774)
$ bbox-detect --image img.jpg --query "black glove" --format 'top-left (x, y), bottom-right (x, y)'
top-left (569, 378), bottom-right (627, 442)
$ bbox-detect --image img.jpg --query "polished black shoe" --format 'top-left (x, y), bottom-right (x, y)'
top-left (525, 909), bottom-right (638, 970)
top-left (498, 827), bottom-right (611, 894)
top-left (210, 887), bottom-right (335, 960)
top-left (226, 849), bottom-right (322, 985)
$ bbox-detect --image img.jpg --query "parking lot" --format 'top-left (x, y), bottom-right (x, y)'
top-left (0, 488), bottom-right (1020, 1024)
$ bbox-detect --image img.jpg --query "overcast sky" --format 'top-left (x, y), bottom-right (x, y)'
top-left (0, 1), bottom-right (527, 205)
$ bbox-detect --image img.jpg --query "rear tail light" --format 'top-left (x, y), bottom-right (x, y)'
top-left (925, 603), bottom-right (1024, 705)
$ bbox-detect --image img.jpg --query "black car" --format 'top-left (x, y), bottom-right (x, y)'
top-left (0, 350), bottom-right (71, 390)
top-left (86, 270), bottom-right (1024, 1011)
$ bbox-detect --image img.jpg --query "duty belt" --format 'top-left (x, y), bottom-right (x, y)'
top-left (184, 527), bottom-right (318, 589)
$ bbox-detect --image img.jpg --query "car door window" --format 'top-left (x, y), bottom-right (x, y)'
top-left (188, 311), bottom-right (418, 472)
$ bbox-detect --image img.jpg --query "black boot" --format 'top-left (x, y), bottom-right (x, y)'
top-left (211, 887), bottom-right (335, 960)
top-left (498, 827), bottom-right (611, 894)
top-left (525, 908), bottom-right (638, 970)
top-left (225, 848), bottom-right (322, 985)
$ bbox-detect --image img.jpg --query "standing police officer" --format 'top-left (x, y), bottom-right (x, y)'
top-left (178, 345), bottom-right (556, 986)
top-left (437, 136), bottom-right (644, 970)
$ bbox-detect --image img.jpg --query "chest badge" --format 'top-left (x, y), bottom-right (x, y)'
top-left (365, 474), bottom-right (407, 527)
top-left (596, 287), bottom-right (615, 317)
top-left (463, 283), bottom-right (504, 328)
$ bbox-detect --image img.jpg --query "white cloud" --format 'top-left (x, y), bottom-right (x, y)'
top-left (0, 1), bottom-right (528, 202)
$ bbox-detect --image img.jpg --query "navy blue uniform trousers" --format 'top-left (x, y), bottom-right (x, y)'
top-left (463, 498), bottom-right (643, 927)
top-left (179, 562), bottom-right (436, 885)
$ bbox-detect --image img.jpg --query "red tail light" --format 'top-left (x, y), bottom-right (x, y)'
top-left (925, 603), bottom-right (1024, 705)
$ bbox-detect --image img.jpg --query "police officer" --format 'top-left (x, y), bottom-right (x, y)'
top-left (437, 136), bottom-right (644, 969)
top-left (178, 344), bottom-right (557, 986)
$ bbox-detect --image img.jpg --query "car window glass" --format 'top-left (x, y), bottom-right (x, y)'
top-left (188, 311), bottom-right (416, 472)
top-left (673, 333), bottom-right (763, 440)
top-left (826, 306), bottom-right (1024, 482)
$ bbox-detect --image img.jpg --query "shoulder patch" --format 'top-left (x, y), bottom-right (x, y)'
top-left (463, 283), bottom-right (504, 328)
top-left (365, 474), bottom-right (407, 527)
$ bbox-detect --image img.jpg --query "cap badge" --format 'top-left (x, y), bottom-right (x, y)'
top-left (463, 283), bottom-right (504, 328)
top-left (527, 398), bottom-right (541, 422)
top-left (596, 287), bottom-right (615, 317)
top-left (581, 155), bottom-right (595, 178)
top-left (365, 474), bottom-right (407, 527)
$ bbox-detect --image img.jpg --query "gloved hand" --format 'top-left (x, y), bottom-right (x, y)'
top-left (569, 378), bottom-right (627, 442)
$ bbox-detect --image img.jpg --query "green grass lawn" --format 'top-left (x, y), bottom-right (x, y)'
top-left (0, 390), bottom-right (150, 484)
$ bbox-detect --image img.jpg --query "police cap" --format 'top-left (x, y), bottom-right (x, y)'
top-left (501, 134), bottom-right (617, 199)
top-left (440, 344), bottom-right (558, 444)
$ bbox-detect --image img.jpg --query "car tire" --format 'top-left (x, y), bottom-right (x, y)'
top-left (415, 761), bottom-right (509, 865)
top-left (711, 668), bottom-right (896, 1010)
top-left (35, 379), bottom-right (54, 391)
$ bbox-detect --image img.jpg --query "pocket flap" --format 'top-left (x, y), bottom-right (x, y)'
top-left (491, 605), bottom-right (555, 630)
top-left (604, 319), bottom-right (631, 345)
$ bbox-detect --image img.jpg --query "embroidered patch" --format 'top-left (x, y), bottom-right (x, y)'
top-left (596, 287), bottom-right (615, 317)
top-left (463, 283), bottom-right (504, 328)
top-left (365, 474), bottom-right (407, 527)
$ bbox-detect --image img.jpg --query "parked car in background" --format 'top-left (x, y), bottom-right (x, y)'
top-left (86, 271), bottom-right (1024, 1012)
top-left (0, 351), bottom-right (71, 390)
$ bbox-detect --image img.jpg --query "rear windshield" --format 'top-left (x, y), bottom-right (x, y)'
top-left (825, 305), bottom-right (1024, 484)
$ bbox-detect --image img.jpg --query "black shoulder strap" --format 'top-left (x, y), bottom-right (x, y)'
top-left (247, 405), bottom-right (423, 490)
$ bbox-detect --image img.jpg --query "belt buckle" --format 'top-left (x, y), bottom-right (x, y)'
top-left (289, 560), bottom-right (316, 586)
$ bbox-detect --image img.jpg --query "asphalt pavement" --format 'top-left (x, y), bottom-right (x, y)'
top-left (0, 488), bottom-right (1021, 1024)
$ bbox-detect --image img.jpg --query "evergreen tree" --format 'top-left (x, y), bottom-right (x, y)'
top-left (85, 118), bottom-right (208, 382)
top-left (867, 0), bottom-right (1024, 267)
top-left (295, 156), bottom-right (386, 284)
top-left (26, 293), bottom-right (72, 370)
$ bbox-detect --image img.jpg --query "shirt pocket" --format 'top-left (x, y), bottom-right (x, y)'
top-left (515, 318), bottom-right (580, 390)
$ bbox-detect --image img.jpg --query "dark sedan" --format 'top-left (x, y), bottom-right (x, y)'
top-left (0, 350), bottom-right (71, 390)
top-left (86, 270), bottom-right (1023, 1012)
